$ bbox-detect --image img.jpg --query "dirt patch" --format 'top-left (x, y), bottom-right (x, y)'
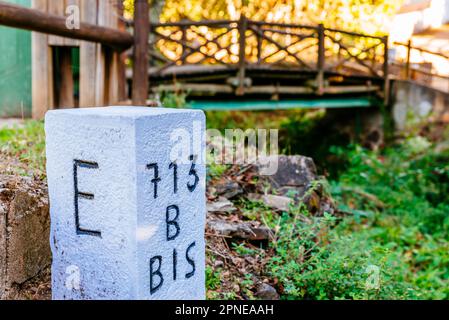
top-left (6, 266), bottom-right (51, 300)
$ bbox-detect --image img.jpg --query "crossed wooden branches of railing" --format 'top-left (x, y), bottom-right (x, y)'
top-left (324, 29), bottom-right (386, 77)
top-left (147, 16), bottom-right (389, 91)
top-left (392, 40), bottom-right (449, 92)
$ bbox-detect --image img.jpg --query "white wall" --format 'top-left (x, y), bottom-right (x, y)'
top-left (390, 0), bottom-right (448, 43)
top-left (444, 0), bottom-right (449, 23)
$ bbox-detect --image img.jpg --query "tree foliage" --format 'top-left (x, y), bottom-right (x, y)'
top-left (159, 0), bottom-right (402, 35)
top-left (122, 1), bottom-right (402, 79)
top-left (123, 0), bottom-right (402, 35)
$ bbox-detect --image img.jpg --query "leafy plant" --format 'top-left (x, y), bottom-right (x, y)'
top-left (267, 137), bottom-right (449, 300)
top-left (160, 90), bottom-right (188, 108)
top-left (232, 243), bottom-right (257, 256)
top-left (206, 266), bottom-right (221, 290)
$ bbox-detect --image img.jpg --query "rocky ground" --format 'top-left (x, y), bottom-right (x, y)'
top-left (204, 156), bottom-right (335, 299)
top-left (6, 266), bottom-right (51, 300)
top-left (1, 153), bottom-right (334, 300)
top-left (1, 121), bottom-right (334, 300)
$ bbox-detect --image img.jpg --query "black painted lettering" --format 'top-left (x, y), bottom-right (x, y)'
top-left (173, 248), bottom-right (177, 281)
top-left (73, 160), bottom-right (101, 237)
top-left (150, 255), bottom-right (163, 295)
top-left (166, 205), bottom-right (180, 241)
top-left (187, 155), bottom-right (199, 192)
top-left (169, 162), bottom-right (178, 194)
top-left (185, 241), bottom-right (196, 279)
top-left (146, 163), bottom-right (161, 199)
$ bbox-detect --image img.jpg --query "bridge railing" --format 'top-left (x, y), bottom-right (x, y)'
top-left (148, 19), bottom-right (240, 68)
top-left (392, 41), bottom-right (449, 92)
top-left (147, 17), bottom-right (389, 94)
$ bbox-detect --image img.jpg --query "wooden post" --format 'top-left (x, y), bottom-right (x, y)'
top-left (236, 15), bottom-right (247, 96)
top-left (132, 0), bottom-right (149, 105)
top-left (405, 39), bottom-right (412, 80)
top-left (180, 21), bottom-right (187, 64)
top-left (383, 35), bottom-right (390, 106)
top-left (116, 0), bottom-right (127, 102)
top-left (316, 24), bottom-right (325, 95)
top-left (79, 0), bottom-right (98, 107)
top-left (256, 25), bottom-right (262, 64)
top-left (58, 48), bottom-right (75, 108)
top-left (32, 0), bottom-right (53, 119)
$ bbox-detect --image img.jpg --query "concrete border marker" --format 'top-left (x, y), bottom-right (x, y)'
top-left (45, 106), bottom-right (206, 300)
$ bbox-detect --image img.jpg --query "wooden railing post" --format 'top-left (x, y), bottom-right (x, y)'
top-left (316, 23), bottom-right (325, 95)
top-left (237, 15), bottom-right (247, 96)
top-left (256, 25), bottom-right (262, 64)
top-left (179, 18), bottom-right (187, 63)
top-left (383, 35), bottom-right (390, 106)
top-left (117, 0), bottom-right (127, 102)
top-left (132, 0), bottom-right (149, 105)
top-left (405, 39), bottom-right (412, 80)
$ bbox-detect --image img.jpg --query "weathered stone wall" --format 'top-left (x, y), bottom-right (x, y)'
top-left (0, 175), bottom-right (50, 299)
top-left (390, 80), bottom-right (449, 131)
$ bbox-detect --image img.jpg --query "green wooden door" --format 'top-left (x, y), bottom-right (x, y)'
top-left (0, 0), bottom-right (31, 117)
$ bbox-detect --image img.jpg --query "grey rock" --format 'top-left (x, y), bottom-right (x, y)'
top-left (258, 155), bottom-right (317, 190)
top-left (252, 155), bottom-right (335, 215)
top-left (207, 219), bottom-right (271, 241)
top-left (215, 181), bottom-right (243, 199)
top-left (261, 194), bottom-right (292, 212)
top-left (256, 283), bottom-right (279, 300)
top-left (207, 197), bottom-right (237, 213)
top-left (214, 260), bottom-right (224, 268)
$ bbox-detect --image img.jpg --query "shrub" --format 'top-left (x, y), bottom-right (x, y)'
top-left (267, 137), bottom-right (449, 299)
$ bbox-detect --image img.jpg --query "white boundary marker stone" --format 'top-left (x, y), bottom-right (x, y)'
top-left (45, 106), bottom-right (206, 300)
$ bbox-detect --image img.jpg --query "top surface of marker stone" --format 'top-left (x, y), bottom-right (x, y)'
top-left (46, 106), bottom-right (203, 118)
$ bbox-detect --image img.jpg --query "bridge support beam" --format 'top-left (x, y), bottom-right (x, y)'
top-left (316, 24), bottom-right (325, 95)
top-left (236, 15), bottom-right (248, 96)
top-left (383, 35), bottom-right (390, 107)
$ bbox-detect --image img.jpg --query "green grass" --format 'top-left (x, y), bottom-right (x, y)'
top-left (0, 120), bottom-right (46, 177)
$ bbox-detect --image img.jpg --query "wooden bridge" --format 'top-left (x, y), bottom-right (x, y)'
top-left (132, 16), bottom-right (449, 110)
top-left (141, 17), bottom-right (390, 109)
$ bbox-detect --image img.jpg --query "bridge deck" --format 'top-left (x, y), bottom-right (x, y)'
top-left (145, 64), bottom-right (383, 99)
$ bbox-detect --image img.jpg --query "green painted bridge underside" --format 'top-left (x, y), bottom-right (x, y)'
top-left (187, 97), bottom-right (374, 111)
